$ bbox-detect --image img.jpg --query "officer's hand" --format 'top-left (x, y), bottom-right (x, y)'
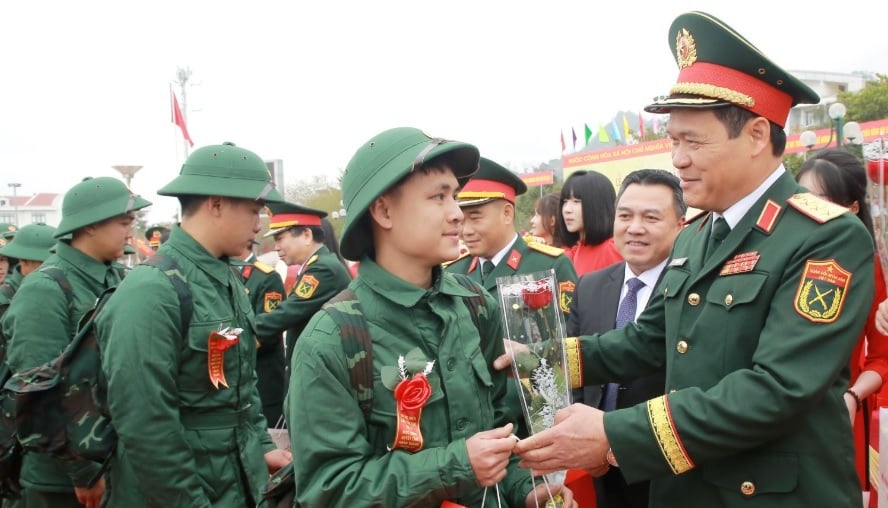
top-left (493, 340), bottom-right (530, 374)
top-left (877, 298), bottom-right (888, 335)
top-left (524, 482), bottom-right (578, 508)
top-left (265, 448), bottom-right (292, 474)
top-left (514, 404), bottom-right (609, 475)
top-left (74, 476), bottom-right (105, 508)
top-left (466, 423), bottom-right (518, 487)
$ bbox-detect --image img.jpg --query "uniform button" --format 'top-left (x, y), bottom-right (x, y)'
top-left (687, 293), bottom-right (700, 305)
top-left (740, 481), bottom-right (755, 496)
top-left (676, 341), bottom-right (689, 354)
top-left (725, 294), bottom-right (733, 306)
top-left (456, 418), bottom-right (467, 430)
top-left (446, 358), bottom-right (456, 371)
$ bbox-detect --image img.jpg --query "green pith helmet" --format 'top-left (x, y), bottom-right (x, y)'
top-left (157, 142), bottom-right (285, 203)
top-left (123, 243), bottom-right (136, 255)
top-left (0, 223), bottom-right (17, 242)
top-left (54, 177), bottom-right (152, 238)
top-left (0, 223), bottom-right (56, 262)
top-left (339, 127), bottom-right (480, 260)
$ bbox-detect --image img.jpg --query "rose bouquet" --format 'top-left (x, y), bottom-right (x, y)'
top-left (496, 269), bottom-right (571, 487)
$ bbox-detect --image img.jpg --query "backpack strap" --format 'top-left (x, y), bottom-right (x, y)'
top-left (38, 266), bottom-right (76, 321)
top-left (322, 289), bottom-right (374, 420)
top-left (144, 253), bottom-right (193, 333)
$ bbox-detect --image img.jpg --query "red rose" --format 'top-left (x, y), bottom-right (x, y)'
top-left (522, 282), bottom-right (553, 311)
top-left (394, 373), bottom-right (432, 411)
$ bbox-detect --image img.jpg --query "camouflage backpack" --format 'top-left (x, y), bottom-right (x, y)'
top-left (0, 253), bottom-right (192, 476)
top-left (260, 273), bottom-right (487, 508)
top-left (0, 266), bottom-right (75, 499)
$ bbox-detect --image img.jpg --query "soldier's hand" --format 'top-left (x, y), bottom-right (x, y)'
top-left (74, 476), bottom-right (105, 508)
top-left (493, 339), bottom-right (530, 375)
top-left (466, 423), bottom-right (518, 487)
top-left (265, 448), bottom-right (292, 474)
top-left (514, 404), bottom-right (610, 475)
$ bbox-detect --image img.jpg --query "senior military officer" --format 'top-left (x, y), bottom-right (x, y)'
top-left (95, 143), bottom-right (291, 507)
top-left (446, 157), bottom-right (577, 440)
top-left (254, 202), bottom-right (351, 368)
top-left (506, 12), bottom-right (874, 507)
top-left (237, 240), bottom-right (287, 427)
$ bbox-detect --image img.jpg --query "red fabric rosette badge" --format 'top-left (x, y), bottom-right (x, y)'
top-left (389, 355), bottom-right (435, 452)
top-left (208, 326), bottom-right (242, 389)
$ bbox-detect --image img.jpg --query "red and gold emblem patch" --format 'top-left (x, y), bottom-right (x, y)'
top-left (558, 280), bottom-right (575, 314)
top-left (263, 291), bottom-right (283, 312)
top-left (794, 259), bottom-right (851, 323)
top-left (294, 274), bottom-right (320, 299)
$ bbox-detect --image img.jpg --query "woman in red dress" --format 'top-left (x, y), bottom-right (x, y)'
top-left (558, 170), bottom-right (622, 276)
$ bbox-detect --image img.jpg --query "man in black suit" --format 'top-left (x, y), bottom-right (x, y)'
top-left (567, 168), bottom-right (685, 508)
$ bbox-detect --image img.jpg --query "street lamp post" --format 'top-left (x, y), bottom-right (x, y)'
top-left (7, 183), bottom-right (21, 226)
top-left (112, 165), bottom-right (143, 189)
top-left (800, 102), bottom-right (864, 154)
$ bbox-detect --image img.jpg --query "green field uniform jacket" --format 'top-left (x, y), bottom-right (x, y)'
top-left (287, 258), bottom-right (534, 507)
top-left (254, 246), bottom-right (351, 365)
top-left (240, 257), bottom-right (287, 427)
top-left (96, 226), bottom-right (274, 507)
top-left (571, 173), bottom-right (874, 507)
top-left (2, 242), bottom-right (113, 492)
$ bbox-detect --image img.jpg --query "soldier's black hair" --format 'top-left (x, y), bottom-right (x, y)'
top-left (712, 106), bottom-right (786, 157)
top-left (797, 149), bottom-right (874, 240)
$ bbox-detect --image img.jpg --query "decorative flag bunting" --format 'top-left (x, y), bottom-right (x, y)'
top-left (584, 123), bottom-right (592, 146)
top-left (598, 124), bottom-right (609, 143)
top-left (623, 115), bottom-right (631, 140)
top-left (571, 127), bottom-right (577, 151)
top-left (611, 119), bottom-right (622, 142)
top-left (560, 131), bottom-right (566, 152)
top-left (638, 113), bottom-right (645, 141)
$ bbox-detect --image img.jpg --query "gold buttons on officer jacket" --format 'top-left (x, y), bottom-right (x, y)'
top-left (687, 293), bottom-right (700, 305)
top-left (676, 341), bottom-right (689, 354)
top-left (725, 294), bottom-right (733, 306)
top-left (740, 481), bottom-right (755, 496)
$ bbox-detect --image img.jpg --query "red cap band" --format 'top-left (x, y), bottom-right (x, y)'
top-left (459, 179), bottom-right (517, 203)
top-left (269, 213), bottom-right (322, 229)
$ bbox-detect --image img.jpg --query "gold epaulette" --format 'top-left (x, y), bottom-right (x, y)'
top-left (304, 254), bottom-right (319, 267)
top-left (526, 241), bottom-right (564, 257)
top-left (787, 193), bottom-right (848, 224)
top-left (442, 251), bottom-right (471, 269)
top-left (253, 261), bottom-right (275, 274)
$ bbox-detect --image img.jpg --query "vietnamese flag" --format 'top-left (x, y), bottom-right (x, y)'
top-left (171, 90), bottom-right (194, 147)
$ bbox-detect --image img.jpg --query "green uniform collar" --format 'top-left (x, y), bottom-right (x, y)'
top-left (162, 225), bottom-right (233, 286)
top-left (358, 256), bottom-right (480, 307)
top-left (54, 240), bottom-right (115, 285)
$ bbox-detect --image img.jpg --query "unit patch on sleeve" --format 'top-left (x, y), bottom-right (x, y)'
top-left (558, 281), bottom-right (575, 314)
top-left (794, 259), bottom-right (851, 323)
top-left (294, 274), bottom-right (320, 299)
top-left (263, 291), bottom-right (283, 312)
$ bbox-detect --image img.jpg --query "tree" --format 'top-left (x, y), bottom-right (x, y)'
top-left (839, 73), bottom-right (888, 122)
top-left (283, 175), bottom-right (346, 240)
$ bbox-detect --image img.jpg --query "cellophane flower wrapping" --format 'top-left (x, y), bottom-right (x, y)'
top-left (497, 269), bottom-right (571, 486)
top-left (866, 135), bottom-right (888, 285)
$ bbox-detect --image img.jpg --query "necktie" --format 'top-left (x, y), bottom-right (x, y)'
top-left (704, 217), bottom-right (731, 262)
top-left (601, 277), bottom-right (645, 412)
top-left (480, 259), bottom-right (494, 282)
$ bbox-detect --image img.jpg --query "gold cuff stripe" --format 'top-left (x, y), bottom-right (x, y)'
top-left (669, 82), bottom-right (755, 107)
top-left (647, 395), bottom-right (695, 474)
top-left (564, 337), bottom-right (583, 389)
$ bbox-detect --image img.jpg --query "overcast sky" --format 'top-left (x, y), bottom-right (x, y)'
top-left (1, 0), bottom-right (885, 223)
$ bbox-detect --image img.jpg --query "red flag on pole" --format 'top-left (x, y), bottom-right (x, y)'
top-left (171, 90), bottom-right (194, 147)
top-left (560, 131), bottom-right (566, 152)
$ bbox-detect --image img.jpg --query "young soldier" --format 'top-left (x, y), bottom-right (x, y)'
top-left (2, 178), bottom-right (150, 508)
top-left (95, 142), bottom-right (291, 506)
top-left (237, 240), bottom-right (287, 427)
top-left (287, 127), bottom-right (574, 507)
top-left (254, 202), bottom-right (351, 368)
top-left (0, 224), bottom-right (55, 298)
top-left (508, 12), bottom-right (873, 507)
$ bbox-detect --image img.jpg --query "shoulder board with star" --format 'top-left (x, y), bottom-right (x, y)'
top-left (253, 261), bottom-right (275, 274)
top-left (442, 251), bottom-right (471, 269)
top-left (787, 193), bottom-right (848, 224)
top-left (526, 242), bottom-right (564, 257)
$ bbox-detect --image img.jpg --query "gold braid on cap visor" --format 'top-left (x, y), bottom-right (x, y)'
top-left (669, 82), bottom-right (755, 108)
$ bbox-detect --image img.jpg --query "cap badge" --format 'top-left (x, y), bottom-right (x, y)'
top-left (676, 28), bottom-right (697, 69)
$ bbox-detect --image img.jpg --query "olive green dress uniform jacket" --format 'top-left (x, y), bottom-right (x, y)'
top-left (287, 258), bottom-right (535, 507)
top-left (96, 226), bottom-right (274, 507)
top-left (572, 173), bottom-right (874, 507)
top-left (446, 236), bottom-right (577, 437)
top-left (254, 245), bottom-right (351, 366)
top-left (1, 242), bottom-right (112, 493)
top-left (240, 258), bottom-right (287, 427)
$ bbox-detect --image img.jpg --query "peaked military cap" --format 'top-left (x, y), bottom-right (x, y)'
top-left (263, 202), bottom-right (327, 238)
top-left (644, 11), bottom-right (820, 127)
top-left (158, 142), bottom-right (285, 203)
top-left (0, 223), bottom-right (55, 262)
top-left (54, 177), bottom-right (152, 238)
top-left (458, 157), bottom-right (528, 207)
top-left (340, 127), bottom-right (480, 260)
top-left (145, 224), bottom-right (171, 248)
